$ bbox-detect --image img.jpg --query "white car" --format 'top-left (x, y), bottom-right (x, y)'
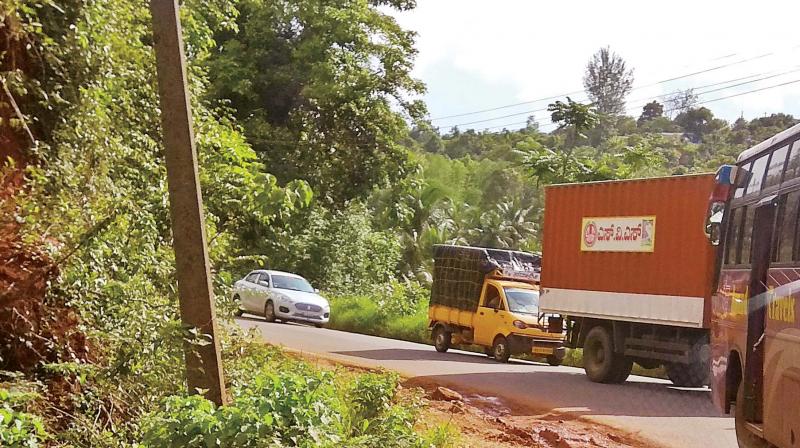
top-left (232, 270), bottom-right (330, 327)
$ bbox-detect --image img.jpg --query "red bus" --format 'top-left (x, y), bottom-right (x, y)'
top-left (709, 122), bottom-right (800, 448)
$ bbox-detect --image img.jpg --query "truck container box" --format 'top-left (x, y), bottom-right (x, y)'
top-left (539, 173), bottom-right (716, 329)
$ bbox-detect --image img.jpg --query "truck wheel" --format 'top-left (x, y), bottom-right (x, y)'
top-left (546, 355), bottom-right (562, 366)
top-left (611, 357), bottom-right (634, 383)
top-left (666, 361), bottom-right (708, 387)
top-left (433, 326), bottom-right (451, 353)
top-left (734, 381), bottom-right (770, 448)
top-left (583, 326), bottom-right (621, 383)
top-left (667, 339), bottom-right (710, 387)
top-left (491, 336), bottom-right (511, 363)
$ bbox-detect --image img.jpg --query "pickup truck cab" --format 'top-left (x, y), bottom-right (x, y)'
top-left (429, 272), bottom-right (565, 364)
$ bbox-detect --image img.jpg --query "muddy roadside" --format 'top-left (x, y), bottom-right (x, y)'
top-left (285, 348), bottom-right (660, 448)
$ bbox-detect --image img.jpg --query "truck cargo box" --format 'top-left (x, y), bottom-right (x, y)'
top-left (539, 174), bottom-right (716, 328)
top-left (430, 245), bottom-right (540, 312)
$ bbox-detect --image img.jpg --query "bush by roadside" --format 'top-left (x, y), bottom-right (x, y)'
top-left (328, 280), bottom-right (430, 345)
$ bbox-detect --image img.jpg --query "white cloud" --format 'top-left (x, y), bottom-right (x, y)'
top-left (390, 0), bottom-right (800, 127)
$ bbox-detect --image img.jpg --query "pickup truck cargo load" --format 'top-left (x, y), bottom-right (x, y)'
top-left (428, 245), bottom-right (564, 364)
top-left (539, 173), bottom-right (717, 386)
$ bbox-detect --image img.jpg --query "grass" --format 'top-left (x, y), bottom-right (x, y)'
top-left (328, 295), bottom-right (430, 345)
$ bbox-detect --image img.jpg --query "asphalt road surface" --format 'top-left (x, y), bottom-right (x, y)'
top-left (235, 316), bottom-right (736, 448)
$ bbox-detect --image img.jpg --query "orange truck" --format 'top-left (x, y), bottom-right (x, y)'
top-left (539, 174), bottom-right (718, 385)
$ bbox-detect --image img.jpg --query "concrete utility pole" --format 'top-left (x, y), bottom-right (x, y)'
top-left (149, 0), bottom-right (226, 405)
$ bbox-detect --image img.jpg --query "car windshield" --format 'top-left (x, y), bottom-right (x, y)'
top-left (503, 288), bottom-right (539, 315)
top-left (271, 274), bottom-right (314, 293)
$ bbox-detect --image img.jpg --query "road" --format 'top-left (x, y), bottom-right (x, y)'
top-left (235, 316), bottom-right (736, 448)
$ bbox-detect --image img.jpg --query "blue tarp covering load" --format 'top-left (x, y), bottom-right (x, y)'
top-left (430, 245), bottom-right (541, 312)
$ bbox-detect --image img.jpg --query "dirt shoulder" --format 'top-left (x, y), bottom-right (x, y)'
top-left (287, 349), bottom-right (656, 448)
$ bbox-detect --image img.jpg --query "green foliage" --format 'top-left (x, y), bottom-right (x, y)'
top-left (0, 389), bottom-right (48, 448)
top-left (142, 344), bottom-right (445, 448)
top-left (207, 0), bottom-right (426, 206)
top-left (328, 280), bottom-right (430, 344)
top-left (268, 203), bottom-right (403, 295)
top-left (583, 46), bottom-right (634, 116)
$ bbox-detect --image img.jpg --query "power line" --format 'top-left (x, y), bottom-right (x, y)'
top-left (430, 48), bottom-right (793, 122)
top-left (473, 78), bottom-right (800, 133)
top-left (447, 65), bottom-right (800, 130)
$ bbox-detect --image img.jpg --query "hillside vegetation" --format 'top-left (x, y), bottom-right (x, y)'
top-left (0, 0), bottom-right (796, 446)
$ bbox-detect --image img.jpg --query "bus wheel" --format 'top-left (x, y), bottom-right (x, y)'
top-left (491, 336), bottom-right (511, 363)
top-left (583, 326), bottom-right (618, 383)
top-left (433, 326), bottom-right (451, 353)
top-left (734, 382), bottom-right (770, 448)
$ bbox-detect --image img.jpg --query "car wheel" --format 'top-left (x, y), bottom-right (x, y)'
top-left (492, 336), bottom-right (511, 363)
top-left (314, 323), bottom-right (324, 328)
top-left (264, 301), bottom-right (276, 323)
top-left (233, 295), bottom-right (243, 316)
top-left (432, 326), bottom-right (451, 353)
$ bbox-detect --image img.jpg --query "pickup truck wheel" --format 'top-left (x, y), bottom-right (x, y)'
top-left (546, 355), bottom-right (562, 367)
top-left (433, 326), bottom-right (451, 353)
top-left (492, 336), bottom-right (511, 363)
top-left (583, 326), bottom-right (618, 383)
top-left (264, 301), bottom-right (276, 323)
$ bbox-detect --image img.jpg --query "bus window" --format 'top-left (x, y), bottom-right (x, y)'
top-left (785, 140), bottom-right (800, 181)
top-left (777, 191), bottom-right (800, 262)
top-left (735, 162), bottom-right (752, 198)
top-left (744, 155), bottom-right (768, 195)
top-left (739, 206), bottom-right (756, 265)
top-left (724, 207), bottom-right (742, 265)
top-left (764, 144), bottom-right (790, 188)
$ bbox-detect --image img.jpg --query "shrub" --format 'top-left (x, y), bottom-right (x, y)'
top-left (328, 280), bottom-right (430, 344)
top-left (142, 345), bottom-right (448, 448)
top-left (0, 389), bottom-right (49, 448)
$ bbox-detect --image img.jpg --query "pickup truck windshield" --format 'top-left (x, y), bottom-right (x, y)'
top-left (272, 275), bottom-right (315, 293)
top-left (504, 288), bottom-right (539, 315)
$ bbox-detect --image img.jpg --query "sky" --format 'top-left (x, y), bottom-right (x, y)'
top-left (388, 0), bottom-right (800, 133)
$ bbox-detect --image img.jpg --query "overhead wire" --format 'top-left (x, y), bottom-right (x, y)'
top-left (444, 65), bottom-right (800, 129)
top-left (430, 47), bottom-right (796, 122)
top-left (472, 77), bottom-right (800, 133)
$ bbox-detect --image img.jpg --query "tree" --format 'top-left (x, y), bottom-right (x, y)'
top-left (674, 107), bottom-right (727, 140)
top-left (547, 97), bottom-right (599, 148)
top-left (665, 89), bottom-right (698, 118)
top-left (583, 47), bottom-right (634, 116)
top-left (208, 0), bottom-right (426, 207)
top-left (638, 101), bottom-right (664, 125)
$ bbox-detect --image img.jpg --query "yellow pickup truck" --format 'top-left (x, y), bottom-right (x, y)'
top-left (428, 245), bottom-right (565, 364)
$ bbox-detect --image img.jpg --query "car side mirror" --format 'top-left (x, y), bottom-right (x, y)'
top-left (314, 288), bottom-right (319, 293)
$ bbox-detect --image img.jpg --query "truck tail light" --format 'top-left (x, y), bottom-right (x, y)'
top-left (513, 320), bottom-right (528, 329)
